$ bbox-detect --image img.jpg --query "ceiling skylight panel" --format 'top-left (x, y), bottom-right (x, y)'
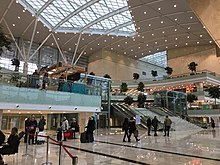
top-left (24, 0), bottom-right (46, 11)
top-left (79, 9), bottom-right (98, 22)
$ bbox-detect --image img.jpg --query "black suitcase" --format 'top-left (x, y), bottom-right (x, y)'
top-left (80, 132), bottom-right (87, 143)
top-left (80, 132), bottom-right (94, 143)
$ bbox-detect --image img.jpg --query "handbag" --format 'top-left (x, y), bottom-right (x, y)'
top-left (134, 130), bottom-right (138, 137)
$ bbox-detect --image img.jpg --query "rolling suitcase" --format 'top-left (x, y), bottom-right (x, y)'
top-left (80, 132), bottom-right (87, 143)
top-left (37, 131), bottom-right (46, 144)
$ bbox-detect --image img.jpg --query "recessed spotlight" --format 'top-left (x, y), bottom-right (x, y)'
top-left (138, 47), bottom-right (141, 49)
top-left (23, 10), bottom-right (25, 12)
top-left (146, 44), bottom-right (148, 46)
top-left (158, 8), bottom-right (161, 10)
top-left (186, 43), bottom-right (188, 45)
top-left (142, 36), bottom-right (144, 39)
top-left (118, 45), bottom-right (120, 47)
top-left (131, 49), bottom-right (133, 51)
top-left (188, 27), bottom-right (191, 30)
top-left (165, 39), bottom-right (167, 42)
top-left (12, 24), bottom-right (15, 26)
top-left (200, 35), bottom-right (203, 37)
top-left (97, 43), bottom-right (100, 45)
top-left (57, 38), bottom-right (59, 40)
top-left (135, 55), bottom-right (137, 57)
top-left (187, 36), bottom-right (190, 39)
top-left (65, 32), bottom-right (67, 34)
top-left (155, 42), bottom-right (157, 44)
top-left (111, 48), bottom-right (113, 50)
top-left (144, 11), bottom-right (147, 14)
top-left (124, 52), bottom-right (126, 54)
top-left (141, 53), bottom-right (144, 55)
top-left (125, 42), bottom-right (127, 44)
top-left (36, 31), bottom-right (39, 34)
top-left (175, 44), bottom-right (178, 47)
top-left (197, 41), bottom-right (200, 44)
top-left (161, 21), bottom-right (164, 24)
top-left (152, 33), bottom-right (154, 36)
top-left (104, 40), bottom-right (107, 42)
top-left (68, 48), bottom-right (71, 51)
top-left (203, 26), bottom-right (206, 28)
top-left (209, 40), bottom-right (212, 43)
top-left (174, 18), bottom-right (178, 21)
top-left (174, 29), bottom-right (177, 32)
top-left (18, 16), bottom-right (20, 19)
top-left (157, 48), bottom-right (159, 51)
top-left (175, 37), bottom-right (178, 40)
top-left (112, 36), bottom-right (114, 39)
top-left (174, 4), bottom-right (177, 8)
top-left (90, 48), bottom-right (93, 50)
top-left (166, 46), bottom-right (168, 49)
top-left (149, 24), bottom-right (151, 27)
top-left (190, 16), bottom-right (193, 19)
top-left (133, 39), bottom-right (135, 41)
top-left (149, 50), bottom-right (151, 53)
top-left (162, 31), bottom-right (165, 34)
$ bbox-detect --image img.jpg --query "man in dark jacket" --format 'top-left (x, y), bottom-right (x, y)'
top-left (152, 116), bottom-right (159, 136)
top-left (147, 118), bottom-right (152, 136)
top-left (122, 118), bottom-right (129, 142)
top-left (28, 115), bottom-right (38, 144)
top-left (128, 117), bottom-right (140, 142)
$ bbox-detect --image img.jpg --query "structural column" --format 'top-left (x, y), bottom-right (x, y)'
top-left (0, 109), bottom-right (3, 129)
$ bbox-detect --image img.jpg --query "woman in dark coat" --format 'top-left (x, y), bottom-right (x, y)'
top-left (122, 118), bottom-right (129, 142)
top-left (85, 116), bottom-right (95, 142)
top-left (128, 117), bottom-right (140, 142)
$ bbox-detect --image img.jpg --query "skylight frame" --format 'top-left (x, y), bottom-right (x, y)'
top-left (18, 0), bottom-right (136, 36)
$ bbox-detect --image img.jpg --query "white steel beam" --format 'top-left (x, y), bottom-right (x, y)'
top-left (36, 0), bottom-right (54, 16)
top-left (52, 33), bottom-right (67, 64)
top-left (80, 6), bottom-right (127, 32)
top-left (28, 33), bottom-right (52, 61)
top-left (3, 19), bottom-right (25, 60)
top-left (27, 18), bottom-right (38, 59)
top-left (53, 0), bottom-right (99, 31)
top-left (71, 33), bottom-right (82, 64)
top-left (22, 19), bottom-right (35, 36)
top-left (74, 46), bottom-right (87, 65)
top-left (105, 21), bottom-right (132, 35)
top-left (0, 0), bottom-right (14, 24)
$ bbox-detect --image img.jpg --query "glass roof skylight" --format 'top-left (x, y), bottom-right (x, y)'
top-left (18, 0), bottom-right (136, 36)
top-left (140, 51), bottom-right (167, 67)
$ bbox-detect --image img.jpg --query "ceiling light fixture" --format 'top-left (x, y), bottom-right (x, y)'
top-left (158, 8), bottom-right (161, 10)
top-left (174, 4), bottom-right (177, 7)
top-left (174, 18), bottom-right (178, 21)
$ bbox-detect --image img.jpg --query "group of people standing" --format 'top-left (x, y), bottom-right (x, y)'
top-left (24, 115), bottom-right (46, 145)
top-left (122, 115), bottom-right (172, 142)
top-left (147, 116), bottom-right (172, 137)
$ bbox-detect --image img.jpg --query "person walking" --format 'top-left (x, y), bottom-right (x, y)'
top-left (122, 118), bottom-right (129, 142)
top-left (128, 117), bottom-right (140, 142)
top-left (152, 116), bottom-right (159, 136)
top-left (62, 117), bottom-right (69, 141)
top-left (211, 118), bottom-right (215, 129)
top-left (147, 118), bottom-right (152, 136)
top-left (164, 116), bottom-right (172, 137)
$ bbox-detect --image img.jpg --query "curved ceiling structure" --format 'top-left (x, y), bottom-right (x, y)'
top-left (0, 0), bottom-right (214, 61)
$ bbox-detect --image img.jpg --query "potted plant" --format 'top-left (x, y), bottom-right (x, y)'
top-left (103, 74), bottom-right (111, 79)
top-left (164, 66), bottom-right (173, 77)
top-left (188, 62), bottom-right (198, 75)
top-left (151, 70), bottom-right (158, 81)
top-left (120, 82), bottom-right (128, 93)
top-left (137, 82), bottom-right (144, 92)
top-left (206, 86), bottom-right (220, 108)
top-left (187, 93), bottom-right (198, 108)
top-left (133, 73), bottom-right (139, 80)
top-left (137, 93), bottom-right (146, 108)
top-left (124, 96), bottom-right (134, 105)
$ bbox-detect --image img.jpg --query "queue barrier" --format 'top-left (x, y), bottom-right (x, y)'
top-left (24, 133), bottom-right (78, 165)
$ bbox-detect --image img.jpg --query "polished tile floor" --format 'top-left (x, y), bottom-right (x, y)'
top-left (3, 128), bottom-right (220, 165)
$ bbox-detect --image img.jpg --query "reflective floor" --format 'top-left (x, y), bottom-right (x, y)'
top-left (3, 128), bottom-right (220, 165)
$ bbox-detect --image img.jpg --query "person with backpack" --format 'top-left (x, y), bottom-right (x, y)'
top-left (122, 118), bottom-right (129, 142)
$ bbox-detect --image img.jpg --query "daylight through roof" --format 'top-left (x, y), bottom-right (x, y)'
top-left (18, 0), bottom-right (136, 36)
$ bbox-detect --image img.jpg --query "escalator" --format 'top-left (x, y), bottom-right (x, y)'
top-left (111, 103), bottom-right (147, 129)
